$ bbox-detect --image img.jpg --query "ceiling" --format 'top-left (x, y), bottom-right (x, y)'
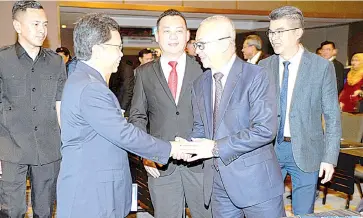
top-left (60, 6), bottom-right (363, 31)
top-left (60, 6), bottom-right (363, 49)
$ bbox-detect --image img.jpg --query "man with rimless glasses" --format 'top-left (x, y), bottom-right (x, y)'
top-left (259, 6), bottom-right (341, 215)
top-left (187, 15), bottom-right (285, 217)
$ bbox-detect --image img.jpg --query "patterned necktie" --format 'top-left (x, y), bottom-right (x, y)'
top-left (213, 72), bottom-right (224, 136)
top-left (277, 61), bottom-right (291, 144)
top-left (168, 61), bottom-right (178, 100)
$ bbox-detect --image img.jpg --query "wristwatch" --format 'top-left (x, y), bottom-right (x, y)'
top-left (212, 141), bottom-right (219, 157)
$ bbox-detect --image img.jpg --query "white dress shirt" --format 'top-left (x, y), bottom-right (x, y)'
top-left (212, 54), bottom-right (236, 109)
top-left (279, 45), bottom-right (304, 137)
top-left (160, 53), bottom-right (186, 105)
top-left (247, 51), bottom-right (262, 65)
top-left (329, 56), bottom-right (336, 62)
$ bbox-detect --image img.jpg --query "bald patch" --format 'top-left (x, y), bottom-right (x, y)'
top-left (199, 16), bottom-right (235, 42)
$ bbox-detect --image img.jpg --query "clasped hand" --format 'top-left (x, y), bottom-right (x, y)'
top-left (144, 137), bottom-right (216, 178)
top-left (170, 137), bottom-right (215, 162)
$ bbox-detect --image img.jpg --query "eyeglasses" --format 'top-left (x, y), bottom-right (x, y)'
top-left (242, 44), bottom-right (253, 49)
top-left (193, 36), bottom-right (231, 50)
top-left (102, 43), bottom-right (123, 50)
top-left (266, 27), bottom-right (301, 38)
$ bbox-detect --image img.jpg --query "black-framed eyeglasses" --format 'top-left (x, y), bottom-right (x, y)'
top-left (193, 36), bottom-right (231, 50)
top-left (102, 43), bottom-right (123, 50)
top-left (266, 27), bottom-right (301, 37)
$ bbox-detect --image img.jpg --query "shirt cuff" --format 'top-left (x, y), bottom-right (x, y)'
top-left (212, 141), bottom-right (219, 157)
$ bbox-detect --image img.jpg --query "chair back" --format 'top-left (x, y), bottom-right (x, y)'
top-left (341, 112), bottom-right (363, 142)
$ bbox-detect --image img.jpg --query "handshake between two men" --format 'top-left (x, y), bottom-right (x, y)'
top-left (144, 137), bottom-right (216, 178)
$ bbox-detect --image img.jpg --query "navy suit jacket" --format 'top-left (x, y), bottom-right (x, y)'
top-left (191, 57), bottom-right (284, 207)
top-left (57, 62), bottom-right (171, 218)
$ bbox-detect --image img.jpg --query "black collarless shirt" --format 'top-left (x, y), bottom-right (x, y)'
top-left (0, 42), bottom-right (66, 165)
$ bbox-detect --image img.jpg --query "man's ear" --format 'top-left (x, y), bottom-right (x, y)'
top-left (155, 31), bottom-right (159, 43)
top-left (186, 30), bottom-right (190, 42)
top-left (91, 44), bottom-right (103, 60)
top-left (13, 20), bottom-right (21, 34)
top-left (296, 28), bottom-right (304, 40)
top-left (139, 57), bottom-right (143, 63)
top-left (333, 49), bottom-right (338, 56)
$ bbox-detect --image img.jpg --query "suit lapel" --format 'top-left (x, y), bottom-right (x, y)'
top-left (178, 56), bottom-right (193, 105)
top-left (271, 55), bottom-right (281, 113)
top-left (214, 58), bottom-right (242, 134)
top-left (203, 71), bottom-right (213, 137)
top-left (152, 59), bottom-right (175, 104)
top-left (290, 50), bottom-right (311, 112)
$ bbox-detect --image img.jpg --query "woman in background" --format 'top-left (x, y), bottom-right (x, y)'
top-left (339, 53), bottom-right (363, 112)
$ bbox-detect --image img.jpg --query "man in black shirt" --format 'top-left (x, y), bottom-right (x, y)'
top-left (0, 1), bottom-right (66, 217)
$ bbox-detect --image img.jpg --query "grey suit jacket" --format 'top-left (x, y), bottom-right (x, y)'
top-left (259, 49), bottom-right (341, 172)
top-left (57, 62), bottom-right (171, 218)
top-left (192, 57), bottom-right (284, 207)
top-left (129, 55), bottom-right (203, 176)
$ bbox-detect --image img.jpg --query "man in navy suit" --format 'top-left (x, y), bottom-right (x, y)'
top-left (183, 15), bottom-right (285, 218)
top-left (259, 6), bottom-right (341, 215)
top-left (56, 13), bottom-right (193, 218)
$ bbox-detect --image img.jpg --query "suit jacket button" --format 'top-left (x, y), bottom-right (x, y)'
top-left (176, 111), bottom-right (180, 115)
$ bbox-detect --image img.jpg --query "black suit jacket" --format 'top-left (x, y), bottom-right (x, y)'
top-left (332, 59), bottom-right (345, 94)
top-left (129, 55), bottom-right (203, 176)
top-left (109, 61), bottom-right (135, 116)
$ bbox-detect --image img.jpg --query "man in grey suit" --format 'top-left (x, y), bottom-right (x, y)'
top-left (57, 13), bottom-right (192, 218)
top-left (183, 15), bottom-right (285, 218)
top-left (129, 9), bottom-right (211, 218)
top-left (259, 6), bottom-right (341, 215)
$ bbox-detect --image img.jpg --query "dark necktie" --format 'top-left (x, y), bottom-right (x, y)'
top-left (168, 61), bottom-right (178, 100)
top-left (277, 61), bottom-right (291, 144)
top-left (213, 72), bottom-right (224, 136)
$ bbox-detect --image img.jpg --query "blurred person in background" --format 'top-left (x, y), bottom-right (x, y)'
top-left (186, 39), bottom-right (197, 56)
top-left (56, 46), bottom-right (72, 64)
top-left (242, 34), bottom-right (267, 64)
top-left (138, 48), bottom-right (154, 66)
top-left (153, 48), bottom-right (162, 58)
top-left (56, 46), bottom-right (73, 75)
top-left (320, 41), bottom-right (345, 94)
top-left (339, 53), bottom-right (363, 112)
top-left (109, 61), bottom-right (134, 117)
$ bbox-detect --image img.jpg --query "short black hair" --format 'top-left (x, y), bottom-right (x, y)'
top-left (156, 9), bottom-right (187, 30)
top-left (138, 48), bottom-right (153, 58)
top-left (12, 1), bottom-right (43, 20)
top-left (320, 41), bottom-right (336, 49)
top-left (316, 47), bottom-right (321, 54)
top-left (56, 47), bottom-right (71, 56)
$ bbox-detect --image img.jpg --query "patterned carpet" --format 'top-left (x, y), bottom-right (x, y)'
top-left (24, 178), bottom-right (363, 218)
